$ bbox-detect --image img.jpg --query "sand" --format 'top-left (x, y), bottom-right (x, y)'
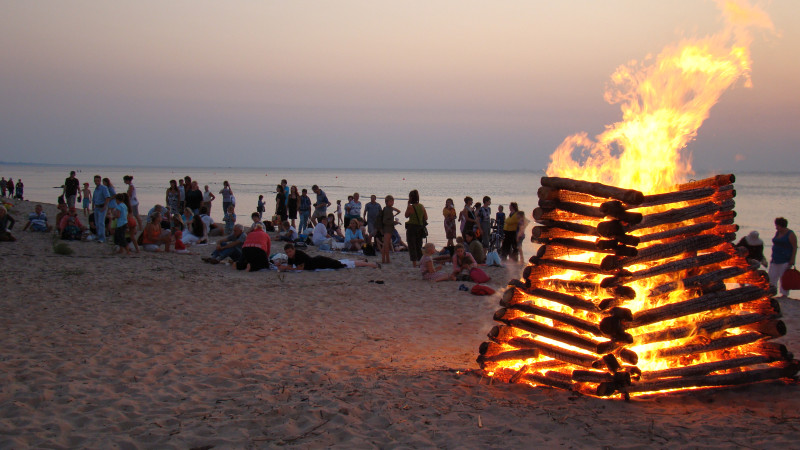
top-left (2, 199), bottom-right (799, 448)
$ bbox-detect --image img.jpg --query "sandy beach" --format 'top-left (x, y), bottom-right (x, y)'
top-left (2, 199), bottom-right (800, 448)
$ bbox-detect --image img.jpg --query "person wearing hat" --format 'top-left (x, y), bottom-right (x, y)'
top-left (736, 230), bottom-right (768, 268)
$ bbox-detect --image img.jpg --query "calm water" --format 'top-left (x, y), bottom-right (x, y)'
top-left (2, 164), bottom-right (798, 257)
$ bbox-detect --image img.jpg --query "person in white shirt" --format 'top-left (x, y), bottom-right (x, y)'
top-left (312, 216), bottom-right (332, 247)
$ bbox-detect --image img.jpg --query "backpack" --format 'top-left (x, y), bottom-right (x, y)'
top-left (363, 242), bottom-right (376, 256)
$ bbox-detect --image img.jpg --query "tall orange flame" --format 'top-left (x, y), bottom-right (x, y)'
top-left (547, 0), bottom-right (774, 194)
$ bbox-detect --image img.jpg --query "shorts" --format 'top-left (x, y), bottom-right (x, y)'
top-left (31, 223), bottom-right (48, 232)
top-left (82, 197), bottom-right (90, 209)
top-left (312, 209), bottom-right (327, 219)
top-left (114, 227), bottom-right (127, 246)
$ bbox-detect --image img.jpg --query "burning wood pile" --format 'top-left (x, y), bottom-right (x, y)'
top-left (477, 174), bottom-right (798, 398)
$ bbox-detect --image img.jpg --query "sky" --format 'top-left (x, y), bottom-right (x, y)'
top-left (0, 1), bottom-right (797, 172)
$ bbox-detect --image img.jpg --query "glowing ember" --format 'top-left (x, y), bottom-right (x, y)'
top-left (476, 2), bottom-right (797, 398)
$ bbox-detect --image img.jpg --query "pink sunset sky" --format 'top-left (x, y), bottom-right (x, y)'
top-left (0, 0), bottom-right (797, 171)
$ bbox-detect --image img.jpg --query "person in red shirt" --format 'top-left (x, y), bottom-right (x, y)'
top-left (235, 223), bottom-right (271, 272)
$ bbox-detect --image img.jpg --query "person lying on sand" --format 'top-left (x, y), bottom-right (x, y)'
top-left (277, 243), bottom-right (379, 271)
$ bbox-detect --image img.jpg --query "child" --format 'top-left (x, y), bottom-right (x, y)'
top-left (336, 199), bottom-right (343, 227)
top-left (495, 205), bottom-right (505, 232)
top-left (112, 194), bottom-right (130, 254)
top-left (223, 205), bottom-right (237, 235)
top-left (420, 243), bottom-right (455, 282)
top-left (249, 212), bottom-right (262, 232)
top-left (81, 182), bottom-right (92, 217)
top-left (256, 195), bottom-right (265, 220)
top-left (172, 215), bottom-right (190, 254)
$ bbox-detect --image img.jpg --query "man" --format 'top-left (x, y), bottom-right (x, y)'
top-left (312, 215), bottom-right (332, 247)
top-left (344, 193), bottom-right (362, 228)
top-left (92, 175), bottom-right (111, 243)
top-left (22, 204), bottom-right (53, 232)
top-left (58, 207), bottom-right (87, 240)
top-left (277, 220), bottom-right (298, 242)
top-left (363, 194), bottom-right (382, 239)
top-left (311, 185), bottom-right (330, 226)
top-left (464, 230), bottom-right (486, 264)
top-left (185, 181), bottom-right (203, 214)
top-left (63, 171), bottom-right (81, 209)
top-left (204, 224), bottom-right (246, 264)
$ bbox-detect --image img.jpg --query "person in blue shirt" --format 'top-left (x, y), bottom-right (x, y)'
top-left (92, 175), bottom-right (111, 243)
top-left (113, 193), bottom-right (129, 254)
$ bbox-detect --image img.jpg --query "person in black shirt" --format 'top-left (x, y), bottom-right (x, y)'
top-left (185, 181), bottom-right (204, 213)
top-left (277, 243), bottom-right (378, 271)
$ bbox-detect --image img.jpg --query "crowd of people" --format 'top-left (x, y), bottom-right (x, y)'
top-left (4, 169), bottom-right (796, 295)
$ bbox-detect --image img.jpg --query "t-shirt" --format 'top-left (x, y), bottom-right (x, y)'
top-left (478, 206), bottom-right (491, 224)
top-left (344, 228), bottom-right (363, 245)
top-left (128, 183), bottom-right (138, 206)
top-left (314, 190), bottom-right (329, 214)
top-left (186, 189), bottom-right (203, 210)
top-left (503, 211), bottom-right (521, 232)
top-left (28, 212), bottom-right (48, 228)
top-left (200, 214), bottom-right (214, 235)
top-left (64, 177), bottom-right (80, 196)
top-left (468, 239), bottom-right (486, 264)
top-left (242, 228), bottom-right (271, 255)
top-left (345, 200), bottom-right (362, 217)
top-left (364, 202), bottom-right (381, 224)
top-left (115, 203), bottom-right (128, 228)
top-left (312, 222), bottom-right (329, 245)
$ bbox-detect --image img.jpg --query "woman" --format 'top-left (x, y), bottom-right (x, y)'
top-left (182, 214), bottom-right (208, 246)
top-left (420, 243), bottom-right (454, 282)
top-left (124, 175), bottom-right (141, 229)
top-left (219, 180), bottom-right (234, 215)
top-left (404, 189), bottom-right (427, 267)
top-left (275, 184), bottom-right (287, 223)
top-left (458, 196), bottom-right (477, 239)
top-left (501, 202), bottom-right (521, 262)
top-left (166, 180), bottom-right (181, 215)
top-left (443, 198), bottom-right (457, 248)
top-left (769, 217), bottom-right (797, 298)
top-left (235, 223), bottom-right (271, 272)
top-left (121, 193), bottom-right (139, 253)
top-left (381, 195), bottom-right (397, 264)
top-left (202, 185), bottom-right (216, 213)
top-left (288, 185), bottom-right (300, 229)
top-left (736, 230), bottom-right (768, 267)
top-left (515, 209), bottom-right (528, 261)
top-left (141, 212), bottom-right (172, 252)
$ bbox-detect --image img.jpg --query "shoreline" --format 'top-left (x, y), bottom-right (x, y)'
top-left (1, 198), bottom-right (799, 447)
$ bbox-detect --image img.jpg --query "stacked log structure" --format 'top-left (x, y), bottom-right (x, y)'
top-left (478, 174), bottom-right (799, 398)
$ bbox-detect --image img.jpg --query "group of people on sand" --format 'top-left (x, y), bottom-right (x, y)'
top-left (1, 177), bottom-right (23, 200)
top-left (736, 217), bottom-right (798, 299)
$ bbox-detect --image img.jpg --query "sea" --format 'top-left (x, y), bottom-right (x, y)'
top-left (2, 163), bottom-right (798, 258)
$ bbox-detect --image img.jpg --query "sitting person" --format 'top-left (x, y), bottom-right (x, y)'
top-left (59, 207), bottom-right (87, 241)
top-left (391, 229), bottom-right (408, 251)
top-left (22, 204), bottom-right (52, 232)
top-left (248, 212), bottom-right (262, 232)
top-left (278, 243), bottom-right (379, 271)
top-left (277, 220), bottom-right (299, 242)
top-left (736, 230), bottom-right (768, 268)
top-left (312, 215), bottom-right (333, 247)
top-left (420, 243), bottom-right (455, 282)
top-left (182, 214), bottom-right (208, 245)
top-left (0, 206), bottom-right (16, 241)
top-left (198, 206), bottom-right (224, 236)
top-left (141, 211), bottom-right (172, 252)
top-left (54, 203), bottom-right (69, 228)
top-left (235, 222), bottom-right (271, 272)
top-left (326, 213), bottom-right (345, 242)
top-left (170, 215), bottom-right (189, 254)
top-left (451, 243), bottom-right (477, 280)
top-left (344, 218), bottom-right (366, 251)
top-left (464, 230), bottom-right (486, 264)
top-left (204, 224), bottom-right (247, 263)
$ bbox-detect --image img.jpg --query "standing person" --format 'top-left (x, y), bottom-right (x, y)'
top-left (500, 202), bottom-right (521, 262)
top-left (404, 189), bottom-right (427, 268)
top-left (202, 185), bottom-right (216, 213)
top-left (459, 196), bottom-right (477, 239)
top-left (103, 178), bottom-right (117, 236)
top-left (124, 175), bottom-right (142, 229)
top-left (186, 181), bottom-right (203, 214)
top-left (298, 188), bottom-right (312, 234)
top-left (81, 182), bottom-right (92, 217)
top-left (92, 175), bottom-right (111, 243)
top-left (256, 195), bottom-right (265, 220)
top-left (443, 198), bottom-right (457, 248)
top-left (63, 171), bottom-right (81, 209)
top-left (14, 179), bottom-right (23, 200)
top-left (335, 200), bottom-right (343, 227)
top-left (6, 178), bottom-right (13, 198)
top-left (380, 195), bottom-right (398, 264)
top-left (769, 217), bottom-right (797, 298)
top-left (345, 193), bottom-right (362, 228)
top-left (219, 181), bottom-right (233, 215)
top-left (478, 196), bottom-right (492, 248)
top-left (0, 177), bottom-right (5, 197)
top-left (281, 179), bottom-right (290, 207)
top-left (112, 193), bottom-right (130, 254)
top-left (311, 185), bottom-right (330, 226)
top-left (515, 209), bottom-right (529, 262)
top-left (363, 194), bottom-right (382, 240)
top-left (166, 180), bottom-right (181, 215)
top-left (275, 184), bottom-right (287, 223)
top-left (178, 179), bottom-right (186, 212)
top-left (287, 186), bottom-right (300, 228)
top-left (223, 204), bottom-right (237, 235)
